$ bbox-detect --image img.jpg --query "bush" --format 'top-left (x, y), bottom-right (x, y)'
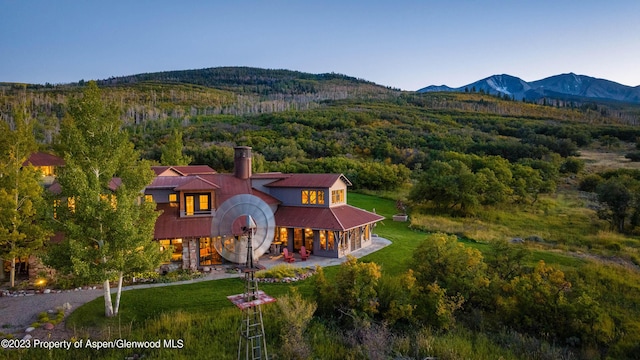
top-left (255, 264), bottom-right (298, 279)
top-left (579, 174), bottom-right (603, 192)
top-left (625, 151), bottom-right (640, 162)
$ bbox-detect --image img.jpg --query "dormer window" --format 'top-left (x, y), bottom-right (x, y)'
top-left (301, 190), bottom-right (324, 205)
top-left (185, 193), bottom-right (211, 216)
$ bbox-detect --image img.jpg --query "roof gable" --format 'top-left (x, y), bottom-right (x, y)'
top-left (265, 173), bottom-right (351, 188)
top-left (174, 176), bottom-right (219, 191)
top-left (151, 165), bottom-right (216, 176)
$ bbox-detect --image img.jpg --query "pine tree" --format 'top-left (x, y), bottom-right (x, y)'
top-left (46, 81), bottom-right (166, 317)
top-left (160, 128), bottom-right (192, 165)
top-left (0, 102), bottom-right (51, 287)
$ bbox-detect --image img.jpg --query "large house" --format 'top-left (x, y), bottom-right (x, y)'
top-left (146, 146), bottom-right (384, 270)
top-left (12, 147), bottom-right (383, 277)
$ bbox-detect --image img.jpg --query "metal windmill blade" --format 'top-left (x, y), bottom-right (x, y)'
top-left (211, 194), bottom-right (276, 263)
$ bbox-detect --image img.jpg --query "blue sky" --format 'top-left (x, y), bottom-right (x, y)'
top-left (1, 1), bottom-right (639, 91)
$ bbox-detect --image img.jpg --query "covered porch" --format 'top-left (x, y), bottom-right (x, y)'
top-left (272, 205), bottom-right (384, 259)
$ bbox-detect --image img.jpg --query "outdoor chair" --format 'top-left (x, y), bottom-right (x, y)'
top-left (282, 248), bottom-right (295, 263)
top-left (300, 246), bottom-right (310, 261)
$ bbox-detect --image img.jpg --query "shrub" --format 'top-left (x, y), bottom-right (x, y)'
top-left (625, 151), bottom-right (640, 162)
top-left (255, 264), bottom-right (298, 279)
top-left (579, 174), bottom-right (603, 192)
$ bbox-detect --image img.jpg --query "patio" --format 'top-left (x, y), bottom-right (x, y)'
top-left (256, 235), bottom-right (391, 270)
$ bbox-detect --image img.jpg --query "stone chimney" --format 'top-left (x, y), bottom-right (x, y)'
top-left (234, 146), bottom-right (252, 180)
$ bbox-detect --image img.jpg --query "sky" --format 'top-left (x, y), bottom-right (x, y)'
top-left (1, 1), bottom-right (639, 91)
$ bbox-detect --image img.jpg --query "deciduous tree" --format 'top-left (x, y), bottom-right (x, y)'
top-left (45, 82), bottom-right (165, 317)
top-left (0, 104), bottom-right (51, 287)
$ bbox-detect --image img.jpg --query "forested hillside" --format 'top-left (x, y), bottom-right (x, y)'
top-left (3, 67), bottom-right (640, 358)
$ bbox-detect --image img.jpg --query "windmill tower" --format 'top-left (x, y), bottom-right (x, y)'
top-left (215, 195), bottom-right (276, 360)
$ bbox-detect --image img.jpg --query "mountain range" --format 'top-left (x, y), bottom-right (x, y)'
top-left (418, 73), bottom-right (640, 104)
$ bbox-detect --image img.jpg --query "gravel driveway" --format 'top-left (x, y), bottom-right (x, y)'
top-left (0, 288), bottom-right (103, 332)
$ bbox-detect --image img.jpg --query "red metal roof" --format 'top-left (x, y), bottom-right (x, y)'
top-left (172, 165), bottom-right (216, 174)
top-left (174, 176), bottom-right (219, 191)
top-left (24, 152), bottom-right (65, 167)
top-left (209, 174), bottom-right (254, 205)
top-left (265, 173), bottom-right (351, 188)
top-left (108, 177), bottom-right (122, 191)
top-left (48, 181), bottom-right (62, 194)
top-left (151, 165), bottom-right (216, 176)
top-left (274, 205), bottom-right (384, 231)
top-left (147, 176), bottom-right (193, 189)
top-left (251, 172), bottom-right (288, 179)
top-left (154, 203), bottom-right (212, 239)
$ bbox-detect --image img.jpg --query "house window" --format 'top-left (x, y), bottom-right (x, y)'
top-left (185, 195), bottom-right (194, 215)
top-left (277, 227), bottom-right (288, 247)
top-left (199, 194), bottom-right (209, 211)
top-left (169, 193), bottom-right (177, 204)
top-left (159, 239), bottom-right (183, 262)
top-left (102, 194), bottom-right (117, 209)
top-left (67, 197), bottom-right (76, 212)
top-left (184, 193), bottom-right (211, 216)
top-left (39, 165), bottom-right (55, 177)
top-left (328, 231), bottom-right (335, 250)
top-left (199, 237), bottom-right (222, 266)
top-left (332, 190), bottom-right (345, 204)
top-left (294, 228), bottom-right (303, 250)
top-left (304, 228), bottom-right (313, 251)
top-left (319, 230), bottom-right (335, 251)
top-left (301, 190), bottom-right (325, 205)
top-left (53, 199), bottom-right (60, 219)
top-left (144, 194), bottom-right (153, 203)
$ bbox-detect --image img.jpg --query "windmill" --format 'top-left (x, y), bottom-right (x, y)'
top-left (212, 194), bottom-right (275, 264)
top-left (215, 194), bottom-right (276, 360)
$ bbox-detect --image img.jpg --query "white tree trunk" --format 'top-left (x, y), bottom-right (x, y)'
top-left (114, 272), bottom-right (123, 316)
top-left (103, 279), bottom-right (114, 317)
top-left (10, 258), bottom-right (16, 288)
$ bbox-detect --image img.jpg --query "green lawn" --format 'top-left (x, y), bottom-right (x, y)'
top-left (67, 192), bottom-right (635, 331)
top-left (39, 192), bottom-right (640, 359)
top-left (66, 194), bottom-right (420, 328)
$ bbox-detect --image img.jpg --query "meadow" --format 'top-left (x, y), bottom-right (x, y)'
top-left (6, 192), bottom-right (640, 359)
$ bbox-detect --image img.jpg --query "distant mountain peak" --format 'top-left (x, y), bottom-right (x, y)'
top-left (418, 73), bottom-right (640, 104)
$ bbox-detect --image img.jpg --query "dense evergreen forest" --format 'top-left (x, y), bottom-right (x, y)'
top-left (3, 67), bottom-right (640, 358)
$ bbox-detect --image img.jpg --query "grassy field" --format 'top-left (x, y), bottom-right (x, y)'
top-left (9, 192), bottom-right (640, 359)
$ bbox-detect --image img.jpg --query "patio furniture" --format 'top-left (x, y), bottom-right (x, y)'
top-left (282, 248), bottom-right (295, 263)
top-left (300, 246), bottom-right (310, 261)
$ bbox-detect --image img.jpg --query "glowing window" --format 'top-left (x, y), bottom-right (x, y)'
top-left (301, 190), bottom-right (324, 205)
top-left (159, 239), bottom-right (183, 262)
top-left (169, 193), bottom-right (177, 203)
top-left (332, 190), bottom-right (345, 204)
top-left (199, 195), bottom-right (209, 210)
top-left (67, 197), bottom-right (76, 212)
top-left (185, 195), bottom-right (194, 215)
